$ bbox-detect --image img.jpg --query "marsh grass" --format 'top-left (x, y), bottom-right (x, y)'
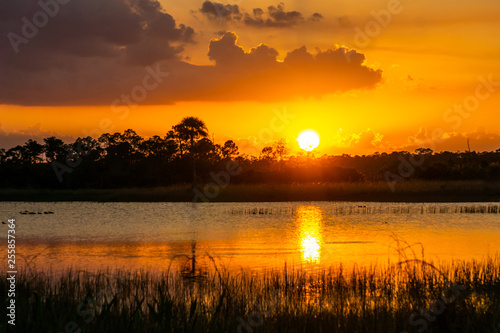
top-left (1, 180), bottom-right (499, 202)
top-left (2, 255), bottom-right (499, 333)
top-left (230, 203), bottom-right (500, 215)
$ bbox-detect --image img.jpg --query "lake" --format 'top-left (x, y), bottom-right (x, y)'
top-left (2, 202), bottom-right (499, 274)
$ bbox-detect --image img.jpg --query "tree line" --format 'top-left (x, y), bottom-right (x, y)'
top-left (1, 117), bottom-right (499, 189)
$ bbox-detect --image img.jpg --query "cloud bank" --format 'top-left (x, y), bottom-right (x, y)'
top-left (0, 0), bottom-right (381, 106)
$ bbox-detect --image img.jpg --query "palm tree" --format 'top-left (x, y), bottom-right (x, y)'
top-left (174, 117), bottom-right (208, 188)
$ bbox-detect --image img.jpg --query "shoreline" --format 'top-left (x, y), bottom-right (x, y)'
top-left (1, 180), bottom-right (499, 202)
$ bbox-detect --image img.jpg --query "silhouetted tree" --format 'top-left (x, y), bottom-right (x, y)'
top-left (221, 140), bottom-right (239, 160)
top-left (141, 135), bottom-right (177, 160)
top-left (174, 117), bottom-right (209, 188)
top-left (22, 139), bottom-right (43, 164)
top-left (43, 136), bottom-right (67, 162)
top-left (415, 147), bottom-right (434, 155)
top-left (167, 129), bottom-right (186, 157)
top-left (195, 138), bottom-right (218, 160)
top-left (1, 116), bottom-right (500, 189)
top-left (260, 146), bottom-right (275, 161)
top-left (5, 146), bottom-right (23, 164)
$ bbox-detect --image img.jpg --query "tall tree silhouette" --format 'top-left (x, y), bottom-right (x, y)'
top-left (260, 146), bottom-right (275, 172)
top-left (221, 140), bottom-right (239, 160)
top-left (43, 137), bottom-right (67, 162)
top-left (23, 139), bottom-right (43, 164)
top-left (174, 117), bottom-right (208, 188)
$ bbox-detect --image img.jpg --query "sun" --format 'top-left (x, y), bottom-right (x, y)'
top-left (297, 130), bottom-right (320, 151)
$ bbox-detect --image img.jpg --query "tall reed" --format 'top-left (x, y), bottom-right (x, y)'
top-left (2, 255), bottom-right (499, 332)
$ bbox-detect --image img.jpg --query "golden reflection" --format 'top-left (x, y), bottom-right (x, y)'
top-left (296, 206), bottom-right (324, 264)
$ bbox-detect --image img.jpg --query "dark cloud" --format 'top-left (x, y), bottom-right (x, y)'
top-left (250, 3), bottom-right (304, 28)
top-left (207, 32), bottom-right (245, 65)
top-left (310, 13), bottom-right (323, 22)
top-left (0, 0), bottom-right (194, 69)
top-left (199, 1), bottom-right (321, 28)
top-left (125, 37), bottom-right (184, 66)
top-left (192, 32), bottom-right (382, 100)
top-left (199, 1), bottom-right (242, 21)
top-left (253, 8), bottom-right (265, 17)
top-left (191, 31), bottom-right (383, 100)
top-left (0, 26), bottom-right (382, 105)
top-left (0, 0), bottom-right (197, 105)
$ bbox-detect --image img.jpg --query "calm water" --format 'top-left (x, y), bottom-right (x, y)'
top-left (1, 202), bottom-right (499, 273)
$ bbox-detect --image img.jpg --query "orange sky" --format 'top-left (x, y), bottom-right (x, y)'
top-left (1, 0), bottom-right (499, 155)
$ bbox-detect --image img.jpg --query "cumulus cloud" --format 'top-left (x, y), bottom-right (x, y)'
top-left (199, 1), bottom-right (321, 28)
top-left (329, 129), bottom-right (385, 155)
top-left (0, 0), bottom-right (194, 68)
top-left (159, 32), bottom-right (383, 103)
top-left (0, 0), bottom-right (197, 105)
top-left (207, 32), bottom-right (279, 66)
top-left (0, 27), bottom-right (382, 105)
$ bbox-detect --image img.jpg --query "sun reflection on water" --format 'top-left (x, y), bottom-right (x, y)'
top-left (296, 206), bottom-right (324, 264)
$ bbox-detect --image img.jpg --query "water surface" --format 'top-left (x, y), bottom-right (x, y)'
top-left (2, 202), bottom-right (499, 273)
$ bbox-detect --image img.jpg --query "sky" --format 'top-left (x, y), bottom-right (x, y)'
top-left (1, 0), bottom-right (500, 155)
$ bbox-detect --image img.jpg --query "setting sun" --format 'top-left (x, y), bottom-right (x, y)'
top-left (297, 130), bottom-right (320, 151)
